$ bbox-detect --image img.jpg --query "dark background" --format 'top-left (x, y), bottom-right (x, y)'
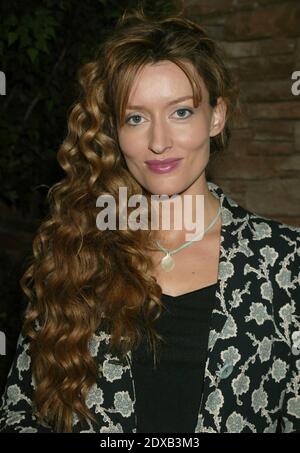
top-left (0, 0), bottom-right (300, 394)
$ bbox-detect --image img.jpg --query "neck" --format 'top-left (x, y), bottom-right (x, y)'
top-left (151, 186), bottom-right (221, 249)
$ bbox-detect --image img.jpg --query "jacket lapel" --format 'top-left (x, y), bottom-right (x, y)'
top-left (195, 181), bottom-right (254, 432)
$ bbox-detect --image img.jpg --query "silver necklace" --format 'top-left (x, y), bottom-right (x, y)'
top-left (155, 204), bottom-right (222, 272)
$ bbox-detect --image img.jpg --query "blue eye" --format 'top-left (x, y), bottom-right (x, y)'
top-left (174, 108), bottom-right (193, 118)
top-left (125, 115), bottom-right (144, 126)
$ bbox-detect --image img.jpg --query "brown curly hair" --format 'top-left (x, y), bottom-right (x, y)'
top-left (20, 5), bottom-right (239, 432)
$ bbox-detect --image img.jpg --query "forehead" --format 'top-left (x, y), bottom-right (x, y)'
top-left (126, 60), bottom-right (206, 106)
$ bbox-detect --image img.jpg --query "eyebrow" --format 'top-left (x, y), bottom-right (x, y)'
top-left (126, 95), bottom-right (194, 110)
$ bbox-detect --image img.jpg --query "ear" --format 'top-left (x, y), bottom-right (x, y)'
top-left (209, 97), bottom-right (227, 137)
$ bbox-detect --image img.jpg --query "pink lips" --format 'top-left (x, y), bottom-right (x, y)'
top-left (145, 158), bottom-right (183, 174)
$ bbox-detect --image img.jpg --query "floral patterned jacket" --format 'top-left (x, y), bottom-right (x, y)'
top-left (0, 181), bottom-right (300, 433)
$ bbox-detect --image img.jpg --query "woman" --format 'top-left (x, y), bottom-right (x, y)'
top-left (0, 7), bottom-right (299, 434)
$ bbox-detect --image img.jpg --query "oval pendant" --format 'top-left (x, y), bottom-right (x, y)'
top-left (160, 253), bottom-right (175, 272)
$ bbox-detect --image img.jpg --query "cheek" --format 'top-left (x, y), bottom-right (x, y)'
top-left (175, 121), bottom-right (211, 151)
top-left (118, 130), bottom-right (143, 159)
top-left (177, 111), bottom-right (211, 139)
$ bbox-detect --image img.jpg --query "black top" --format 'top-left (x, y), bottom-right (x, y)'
top-left (131, 282), bottom-right (217, 433)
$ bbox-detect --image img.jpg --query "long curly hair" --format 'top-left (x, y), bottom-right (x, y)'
top-left (19, 6), bottom-right (239, 432)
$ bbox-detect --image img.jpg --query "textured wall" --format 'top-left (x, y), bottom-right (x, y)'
top-left (185, 0), bottom-right (300, 226)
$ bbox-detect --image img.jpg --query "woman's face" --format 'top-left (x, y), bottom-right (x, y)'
top-left (117, 60), bottom-right (226, 197)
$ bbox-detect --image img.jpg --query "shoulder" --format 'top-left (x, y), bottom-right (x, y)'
top-left (221, 191), bottom-right (299, 303)
top-left (235, 204), bottom-right (300, 315)
top-left (224, 192), bottom-right (300, 256)
top-left (224, 201), bottom-right (300, 356)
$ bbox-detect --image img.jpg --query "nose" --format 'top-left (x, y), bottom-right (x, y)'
top-left (148, 117), bottom-right (172, 154)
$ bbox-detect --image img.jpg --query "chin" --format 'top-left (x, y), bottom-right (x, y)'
top-left (146, 186), bottom-right (183, 198)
